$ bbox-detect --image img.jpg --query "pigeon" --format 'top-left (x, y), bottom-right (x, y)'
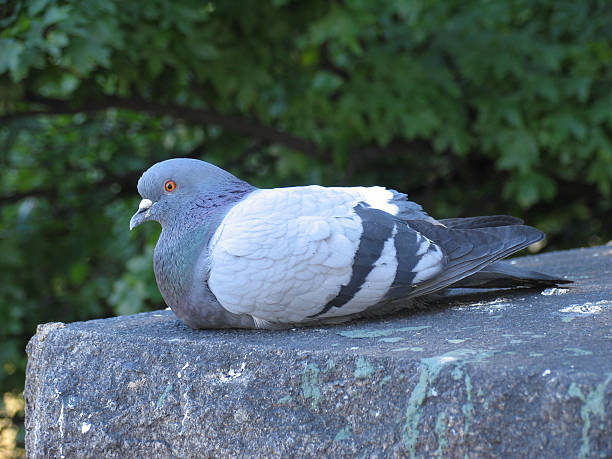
top-left (130, 158), bottom-right (569, 329)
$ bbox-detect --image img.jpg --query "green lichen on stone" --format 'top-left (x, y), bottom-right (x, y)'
top-left (354, 356), bottom-right (375, 379)
top-left (568, 374), bottom-right (612, 459)
top-left (395, 326), bottom-right (431, 332)
top-left (380, 375), bottom-right (392, 389)
top-left (156, 382), bottom-right (174, 409)
top-left (447, 339), bottom-right (467, 344)
top-left (391, 346), bottom-right (424, 352)
top-left (402, 352), bottom-right (448, 457)
top-left (529, 352), bottom-right (544, 357)
top-left (435, 412), bottom-right (448, 458)
top-left (379, 337), bottom-right (403, 343)
top-left (337, 325), bottom-right (430, 339)
top-left (564, 347), bottom-right (593, 356)
top-left (277, 395), bottom-right (292, 405)
top-left (402, 349), bottom-right (494, 457)
top-left (334, 424), bottom-right (352, 441)
top-left (451, 366), bottom-right (474, 433)
top-left (404, 354), bottom-right (445, 450)
top-left (301, 363), bottom-right (321, 409)
top-left (338, 329), bottom-right (394, 338)
top-left (462, 371), bottom-right (474, 434)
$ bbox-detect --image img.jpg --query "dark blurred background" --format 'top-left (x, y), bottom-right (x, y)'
top-left (1, 0), bottom-right (612, 454)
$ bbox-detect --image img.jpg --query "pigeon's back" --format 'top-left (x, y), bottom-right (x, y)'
top-left (206, 184), bottom-right (563, 327)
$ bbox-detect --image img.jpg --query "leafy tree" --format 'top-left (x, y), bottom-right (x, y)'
top-left (1, 0), bottom-right (612, 409)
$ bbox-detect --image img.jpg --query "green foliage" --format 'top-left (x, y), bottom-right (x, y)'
top-left (1, 0), bottom-right (612, 409)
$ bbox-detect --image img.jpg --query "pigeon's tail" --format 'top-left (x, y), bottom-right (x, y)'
top-left (449, 260), bottom-right (572, 289)
top-left (395, 216), bottom-right (572, 298)
top-left (436, 215), bottom-right (572, 289)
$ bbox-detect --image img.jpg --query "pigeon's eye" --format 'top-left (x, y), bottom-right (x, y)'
top-left (164, 180), bottom-right (177, 192)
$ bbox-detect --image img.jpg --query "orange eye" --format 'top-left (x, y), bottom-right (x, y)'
top-left (164, 180), bottom-right (177, 192)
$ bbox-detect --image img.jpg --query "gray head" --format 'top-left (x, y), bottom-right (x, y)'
top-left (129, 158), bottom-right (248, 230)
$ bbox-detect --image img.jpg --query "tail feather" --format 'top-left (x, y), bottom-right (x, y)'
top-left (439, 215), bottom-right (524, 229)
top-left (401, 221), bottom-right (546, 297)
top-left (451, 261), bottom-right (571, 289)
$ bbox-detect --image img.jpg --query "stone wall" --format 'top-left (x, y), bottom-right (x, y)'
top-left (25, 245), bottom-right (612, 457)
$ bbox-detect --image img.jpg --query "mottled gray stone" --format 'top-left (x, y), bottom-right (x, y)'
top-left (25, 245), bottom-right (612, 458)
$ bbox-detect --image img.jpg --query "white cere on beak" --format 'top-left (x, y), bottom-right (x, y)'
top-left (138, 199), bottom-right (153, 211)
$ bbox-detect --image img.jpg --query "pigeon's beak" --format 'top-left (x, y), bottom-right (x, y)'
top-left (129, 199), bottom-right (153, 230)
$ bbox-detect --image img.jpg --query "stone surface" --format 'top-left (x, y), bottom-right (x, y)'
top-left (25, 245), bottom-right (612, 458)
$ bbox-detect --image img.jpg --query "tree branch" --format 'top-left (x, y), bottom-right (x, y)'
top-left (1, 94), bottom-right (326, 159)
top-left (0, 169), bottom-right (144, 206)
top-left (0, 143), bottom-right (213, 206)
top-left (0, 189), bottom-right (51, 206)
top-left (319, 41), bottom-right (351, 81)
top-left (1, 94), bottom-right (437, 173)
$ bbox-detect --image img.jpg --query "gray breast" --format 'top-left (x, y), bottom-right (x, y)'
top-left (153, 190), bottom-right (257, 329)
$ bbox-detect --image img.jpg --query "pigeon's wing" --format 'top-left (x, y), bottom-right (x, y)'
top-left (395, 220), bottom-right (545, 298)
top-left (208, 185), bottom-right (547, 325)
top-left (207, 186), bottom-right (444, 324)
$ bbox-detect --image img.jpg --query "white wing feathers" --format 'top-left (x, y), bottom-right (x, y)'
top-left (329, 186), bottom-right (400, 216)
top-left (208, 185), bottom-right (411, 323)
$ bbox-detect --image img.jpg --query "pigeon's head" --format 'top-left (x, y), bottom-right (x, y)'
top-left (129, 158), bottom-right (240, 230)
